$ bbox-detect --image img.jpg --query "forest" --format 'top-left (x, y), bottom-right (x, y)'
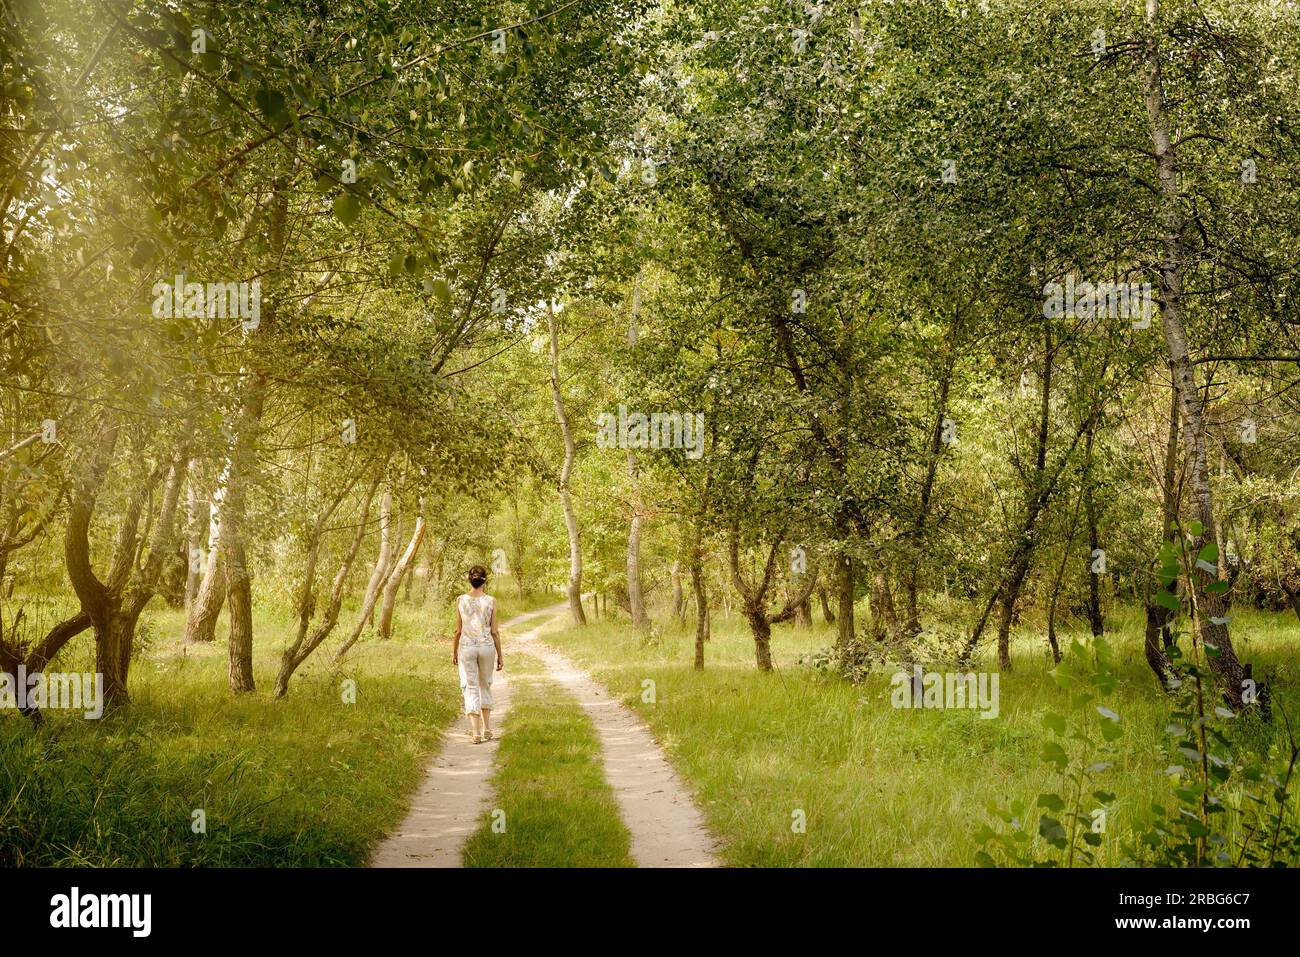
top-left (3, 0), bottom-right (1300, 871)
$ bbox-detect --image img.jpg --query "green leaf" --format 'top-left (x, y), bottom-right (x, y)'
top-left (1036, 793), bottom-right (1065, 812)
top-left (333, 192), bottom-right (361, 225)
top-left (254, 87), bottom-right (288, 121)
top-left (1038, 814), bottom-right (1067, 846)
top-left (1041, 741), bottom-right (1068, 771)
top-left (130, 238), bottom-right (157, 267)
top-left (1154, 590), bottom-right (1181, 612)
top-left (289, 81), bottom-right (316, 107)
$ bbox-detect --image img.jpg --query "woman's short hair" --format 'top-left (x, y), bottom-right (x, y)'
top-left (468, 565), bottom-right (488, 585)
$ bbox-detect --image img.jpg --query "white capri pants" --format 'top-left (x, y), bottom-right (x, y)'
top-left (458, 643), bottom-right (496, 715)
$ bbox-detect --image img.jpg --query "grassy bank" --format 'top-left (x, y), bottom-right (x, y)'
top-left (463, 652), bottom-right (632, 867)
top-left (0, 600), bottom-right (466, 866)
top-left (544, 606), bottom-right (1300, 867)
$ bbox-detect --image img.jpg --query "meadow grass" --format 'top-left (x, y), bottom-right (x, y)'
top-left (0, 597), bottom-right (465, 866)
top-left (543, 605), bottom-right (1300, 867)
top-left (4, 586), bottom-right (1295, 867)
top-left (463, 652), bottom-right (632, 867)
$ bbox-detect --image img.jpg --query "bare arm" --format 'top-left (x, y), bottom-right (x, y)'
top-left (452, 600), bottom-right (462, 664)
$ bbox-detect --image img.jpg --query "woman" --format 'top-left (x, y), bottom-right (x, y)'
top-left (451, 564), bottom-right (504, 743)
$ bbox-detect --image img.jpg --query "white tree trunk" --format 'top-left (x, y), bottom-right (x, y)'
top-left (625, 284), bottom-right (648, 631)
top-left (548, 301), bottom-right (587, 626)
top-left (1141, 0), bottom-right (1246, 704)
top-left (379, 509), bottom-right (426, 639)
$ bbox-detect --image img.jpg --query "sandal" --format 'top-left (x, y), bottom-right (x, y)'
top-left (471, 733), bottom-right (483, 745)
top-left (483, 729), bottom-right (494, 741)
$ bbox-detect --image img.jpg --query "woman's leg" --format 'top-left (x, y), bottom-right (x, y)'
top-left (478, 644), bottom-right (496, 734)
top-left (461, 650), bottom-right (483, 736)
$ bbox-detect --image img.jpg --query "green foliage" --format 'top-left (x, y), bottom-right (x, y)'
top-left (4, 0), bottom-right (1300, 870)
top-left (977, 525), bottom-right (1300, 868)
top-left (1124, 526), bottom-right (1300, 867)
top-left (976, 637), bottom-right (1121, 867)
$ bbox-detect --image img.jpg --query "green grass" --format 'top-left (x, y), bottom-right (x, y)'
top-left (543, 605), bottom-right (1300, 867)
top-left (494, 590), bottom-right (568, 622)
top-left (463, 652), bottom-right (633, 867)
top-left (0, 600), bottom-right (463, 866)
top-left (5, 585), bottom-right (1294, 867)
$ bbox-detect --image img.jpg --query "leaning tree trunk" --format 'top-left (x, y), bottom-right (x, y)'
top-left (65, 424), bottom-right (185, 705)
top-left (414, 544), bottom-right (433, 604)
top-left (1281, 583), bottom-right (1300, 623)
top-left (360, 491), bottom-right (395, 630)
top-left (62, 422), bottom-right (121, 699)
top-left (275, 475), bottom-right (377, 698)
top-left (993, 557), bottom-right (1031, 671)
top-left (1142, 0), bottom-right (1247, 706)
top-left (379, 507), bottom-right (426, 639)
top-left (548, 301), bottom-right (586, 626)
top-left (1, 611), bottom-right (92, 725)
top-left (333, 487), bottom-right (396, 662)
top-left (961, 405), bottom-right (1100, 668)
top-left (817, 585), bottom-right (836, 625)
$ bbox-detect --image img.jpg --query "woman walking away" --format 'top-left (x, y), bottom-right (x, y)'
top-left (452, 565), bottom-right (503, 743)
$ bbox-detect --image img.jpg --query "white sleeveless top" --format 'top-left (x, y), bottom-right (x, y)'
top-left (458, 594), bottom-right (495, 645)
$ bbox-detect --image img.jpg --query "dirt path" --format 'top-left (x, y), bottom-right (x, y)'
top-left (370, 604), bottom-right (720, 868)
top-left (367, 607), bottom-right (553, 868)
top-left (515, 622), bottom-right (720, 868)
